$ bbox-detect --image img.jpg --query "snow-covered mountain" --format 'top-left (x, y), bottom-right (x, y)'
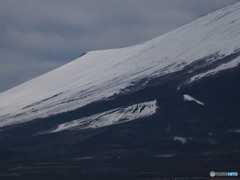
top-left (1, 2), bottom-right (240, 129)
top-left (1, 2), bottom-right (240, 180)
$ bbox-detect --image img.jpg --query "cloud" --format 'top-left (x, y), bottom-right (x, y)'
top-left (0, 0), bottom-right (239, 92)
top-left (0, 48), bottom-right (61, 91)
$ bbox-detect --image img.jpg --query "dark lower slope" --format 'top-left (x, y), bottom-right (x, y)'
top-left (0, 67), bottom-right (240, 180)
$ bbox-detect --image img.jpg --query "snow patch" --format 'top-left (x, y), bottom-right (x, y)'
top-left (154, 154), bottom-right (175, 158)
top-left (74, 157), bottom-right (94, 160)
top-left (173, 136), bottom-right (189, 144)
top-left (183, 94), bottom-right (204, 105)
top-left (229, 129), bottom-right (240, 133)
top-left (208, 132), bottom-right (213, 136)
top-left (50, 100), bottom-right (157, 133)
top-left (190, 56), bottom-right (240, 83)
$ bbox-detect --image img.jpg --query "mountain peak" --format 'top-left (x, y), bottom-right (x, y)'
top-left (1, 3), bottom-right (240, 179)
top-left (0, 2), bottom-right (240, 128)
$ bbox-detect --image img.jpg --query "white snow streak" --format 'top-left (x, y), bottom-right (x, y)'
top-left (183, 94), bottom-right (204, 105)
top-left (190, 56), bottom-right (240, 83)
top-left (173, 136), bottom-right (189, 144)
top-left (50, 100), bottom-right (157, 133)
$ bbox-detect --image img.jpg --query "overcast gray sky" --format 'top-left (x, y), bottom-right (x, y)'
top-left (0, 0), bottom-right (239, 93)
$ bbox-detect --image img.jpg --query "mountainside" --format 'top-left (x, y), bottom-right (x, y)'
top-left (0, 2), bottom-right (240, 180)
